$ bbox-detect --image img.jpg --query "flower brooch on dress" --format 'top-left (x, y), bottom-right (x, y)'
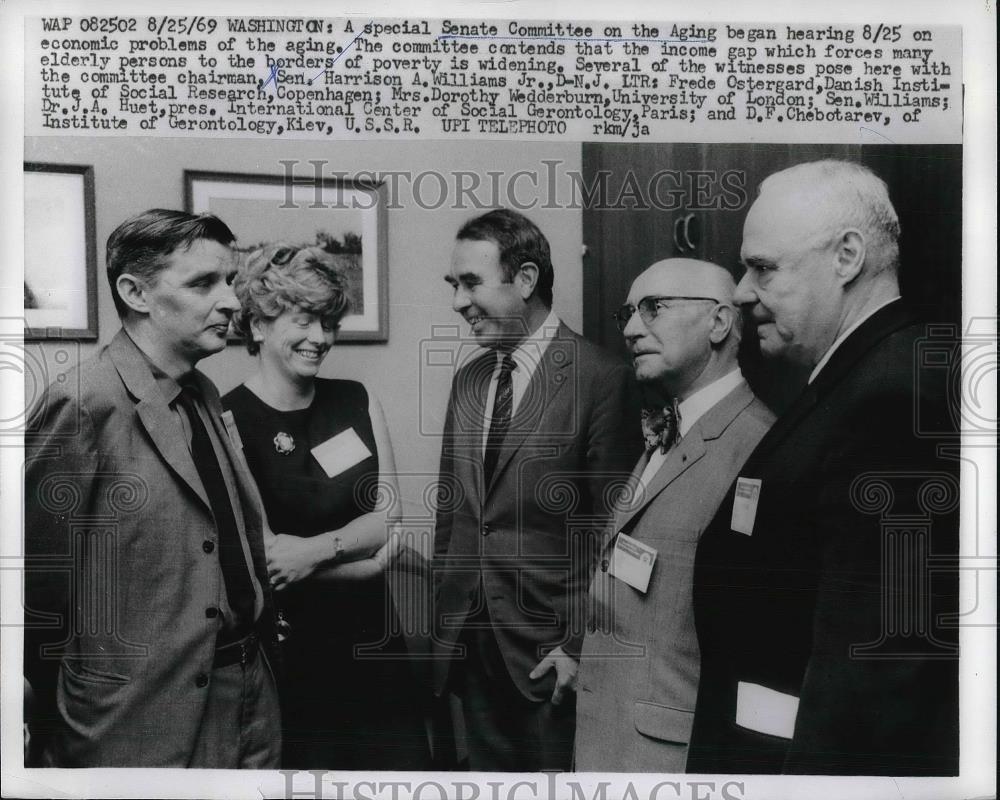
top-left (273, 432), bottom-right (296, 455)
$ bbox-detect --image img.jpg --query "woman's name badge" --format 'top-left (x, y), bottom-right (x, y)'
top-left (311, 428), bottom-right (372, 478)
top-left (731, 477), bottom-right (762, 535)
top-left (608, 532), bottom-right (657, 593)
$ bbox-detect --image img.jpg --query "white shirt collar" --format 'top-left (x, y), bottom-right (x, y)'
top-left (677, 368), bottom-right (746, 437)
top-left (808, 296), bottom-right (901, 384)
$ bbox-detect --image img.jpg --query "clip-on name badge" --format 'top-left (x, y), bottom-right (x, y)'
top-left (608, 532), bottom-right (657, 593)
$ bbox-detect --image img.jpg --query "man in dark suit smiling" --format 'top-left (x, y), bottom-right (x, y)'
top-left (433, 208), bottom-right (639, 771)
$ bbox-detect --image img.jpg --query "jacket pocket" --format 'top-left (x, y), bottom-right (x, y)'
top-left (633, 701), bottom-right (694, 744)
top-left (640, 526), bottom-right (701, 544)
top-left (56, 660), bottom-right (134, 747)
top-left (62, 659), bottom-right (132, 686)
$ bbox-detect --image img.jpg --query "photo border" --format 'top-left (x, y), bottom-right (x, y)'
top-left (23, 162), bottom-right (98, 341)
top-left (184, 168), bottom-right (390, 343)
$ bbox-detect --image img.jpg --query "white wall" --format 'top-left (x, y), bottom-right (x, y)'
top-left (25, 136), bottom-right (583, 515)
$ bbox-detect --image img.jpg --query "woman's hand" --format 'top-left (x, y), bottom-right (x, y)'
top-left (266, 534), bottom-right (322, 590)
top-left (372, 526), bottom-right (405, 573)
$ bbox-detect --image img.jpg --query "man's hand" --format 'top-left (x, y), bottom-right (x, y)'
top-left (266, 534), bottom-right (321, 590)
top-left (262, 520), bottom-right (276, 544)
top-left (528, 646), bottom-right (578, 705)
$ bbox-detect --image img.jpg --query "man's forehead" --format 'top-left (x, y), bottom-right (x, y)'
top-left (449, 238), bottom-right (502, 274)
top-left (629, 269), bottom-right (683, 300)
top-left (752, 176), bottom-right (834, 229)
top-left (743, 189), bottom-right (819, 257)
top-left (628, 260), bottom-right (727, 300)
top-left (167, 238), bottom-right (235, 269)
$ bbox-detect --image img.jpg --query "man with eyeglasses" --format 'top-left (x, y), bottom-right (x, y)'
top-left (574, 258), bottom-right (774, 772)
top-left (432, 208), bottom-right (641, 771)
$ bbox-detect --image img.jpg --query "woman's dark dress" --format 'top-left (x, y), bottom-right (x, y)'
top-left (223, 379), bottom-right (429, 769)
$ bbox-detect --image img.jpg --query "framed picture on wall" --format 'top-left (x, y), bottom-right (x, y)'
top-left (23, 162), bottom-right (99, 340)
top-left (184, 169), bottom-right (389, 342)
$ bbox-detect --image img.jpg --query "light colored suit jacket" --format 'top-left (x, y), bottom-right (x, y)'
top-left (24, 330), bottom-right (273, 766)
top-left (575, 381), bottom-right (774, 772)
top-left (433, 324), bottom-right (641, 701)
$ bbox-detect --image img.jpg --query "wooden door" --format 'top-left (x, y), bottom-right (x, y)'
top-left (581, 143), bottom-right (962, 412)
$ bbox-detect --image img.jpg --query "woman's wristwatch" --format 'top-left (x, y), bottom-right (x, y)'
top-left (331, 535), bottom-right (344, 563)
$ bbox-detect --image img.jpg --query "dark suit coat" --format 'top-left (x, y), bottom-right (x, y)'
top-left (687, 301), bottom-right (960, 776)
top-left (575, 381), bottom-right (774, 772)
top-left (432, 324), bottom-right (641, 701)
top-left (24, 330), bottom-right (274, 766)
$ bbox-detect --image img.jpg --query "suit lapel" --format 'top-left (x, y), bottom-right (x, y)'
top-left (613, 381), bottom-right (756, 533)
top-left (605, 434), bottom-right (708, 547)
top-left (749, 300), bottom-right (915, 464)
top-left (631, 433), bottom-right (707, 518)
top-left (197, 372), bottom-right (269, 585)
top-left (746, 381), bottom-right (817, 466)
top-left (108, 331), bottom-right (211, 509)
top-left (448, 351), bottom-right (493, 507)
top-left (485, 327), bottom-right (573, 494)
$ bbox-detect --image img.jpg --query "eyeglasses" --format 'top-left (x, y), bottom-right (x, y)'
top-left (613, 296), bottom-right (720, 332)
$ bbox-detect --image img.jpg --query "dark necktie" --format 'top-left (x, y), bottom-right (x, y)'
top-left (483, 354), bottom-right (516, 485)
top-left (641, 399), bottom-right (681, 454)
top-left (175, 379), bottom-right (256, 630)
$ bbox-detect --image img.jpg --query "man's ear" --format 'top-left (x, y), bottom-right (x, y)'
top-left (833, 229), bottom-right (866, 286)
top-left (115, 274), bottom-right (150, 315)
top-left (515, 262), bottom-right (539, 300)
top-left (708, 303), bottom-right (736, 345)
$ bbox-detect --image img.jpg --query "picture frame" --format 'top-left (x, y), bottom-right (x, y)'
top-left (184, 169), bottom-right (389, 343)
top-left (23, 162), bottom-right (98, 340)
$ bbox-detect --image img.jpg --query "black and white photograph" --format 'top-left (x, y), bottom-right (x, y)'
top-left (185, 169), bottom-right (389, 341)
top-left (1, 2), bottom-right (995, 800)
top-left (23, 162), bottom-right (98, 340)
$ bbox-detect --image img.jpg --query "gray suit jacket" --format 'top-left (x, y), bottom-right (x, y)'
top-left (575, 381), bottom-right (773, 771)
top-left (433, 324), bottom-right (641, 701)
top-left (24, 330), bottom-right (273, 766)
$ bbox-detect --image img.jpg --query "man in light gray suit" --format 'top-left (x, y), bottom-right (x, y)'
top-left (574, 258), bottom-right (774, 772)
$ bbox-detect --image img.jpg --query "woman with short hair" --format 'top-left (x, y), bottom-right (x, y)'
top-left (223, 244), bottom-right (430, 769)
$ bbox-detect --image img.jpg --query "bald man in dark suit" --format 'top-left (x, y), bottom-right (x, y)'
top-left (688, 161), bottom-right (959, 776)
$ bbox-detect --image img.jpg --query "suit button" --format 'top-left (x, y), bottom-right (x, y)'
top-left (202, 540), bottom-right (215, 553)
top-left (481, 524), bottom-right (491, 537)
top-left (600, 559), bottom-right (609, 572)
top-left (195, 673), bottom-right (209, 688)
top-left (205, 607), bottom-right (219, 618)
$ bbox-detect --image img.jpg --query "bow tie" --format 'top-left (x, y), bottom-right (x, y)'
top-left (641, 401), bottom-right (681, 453)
